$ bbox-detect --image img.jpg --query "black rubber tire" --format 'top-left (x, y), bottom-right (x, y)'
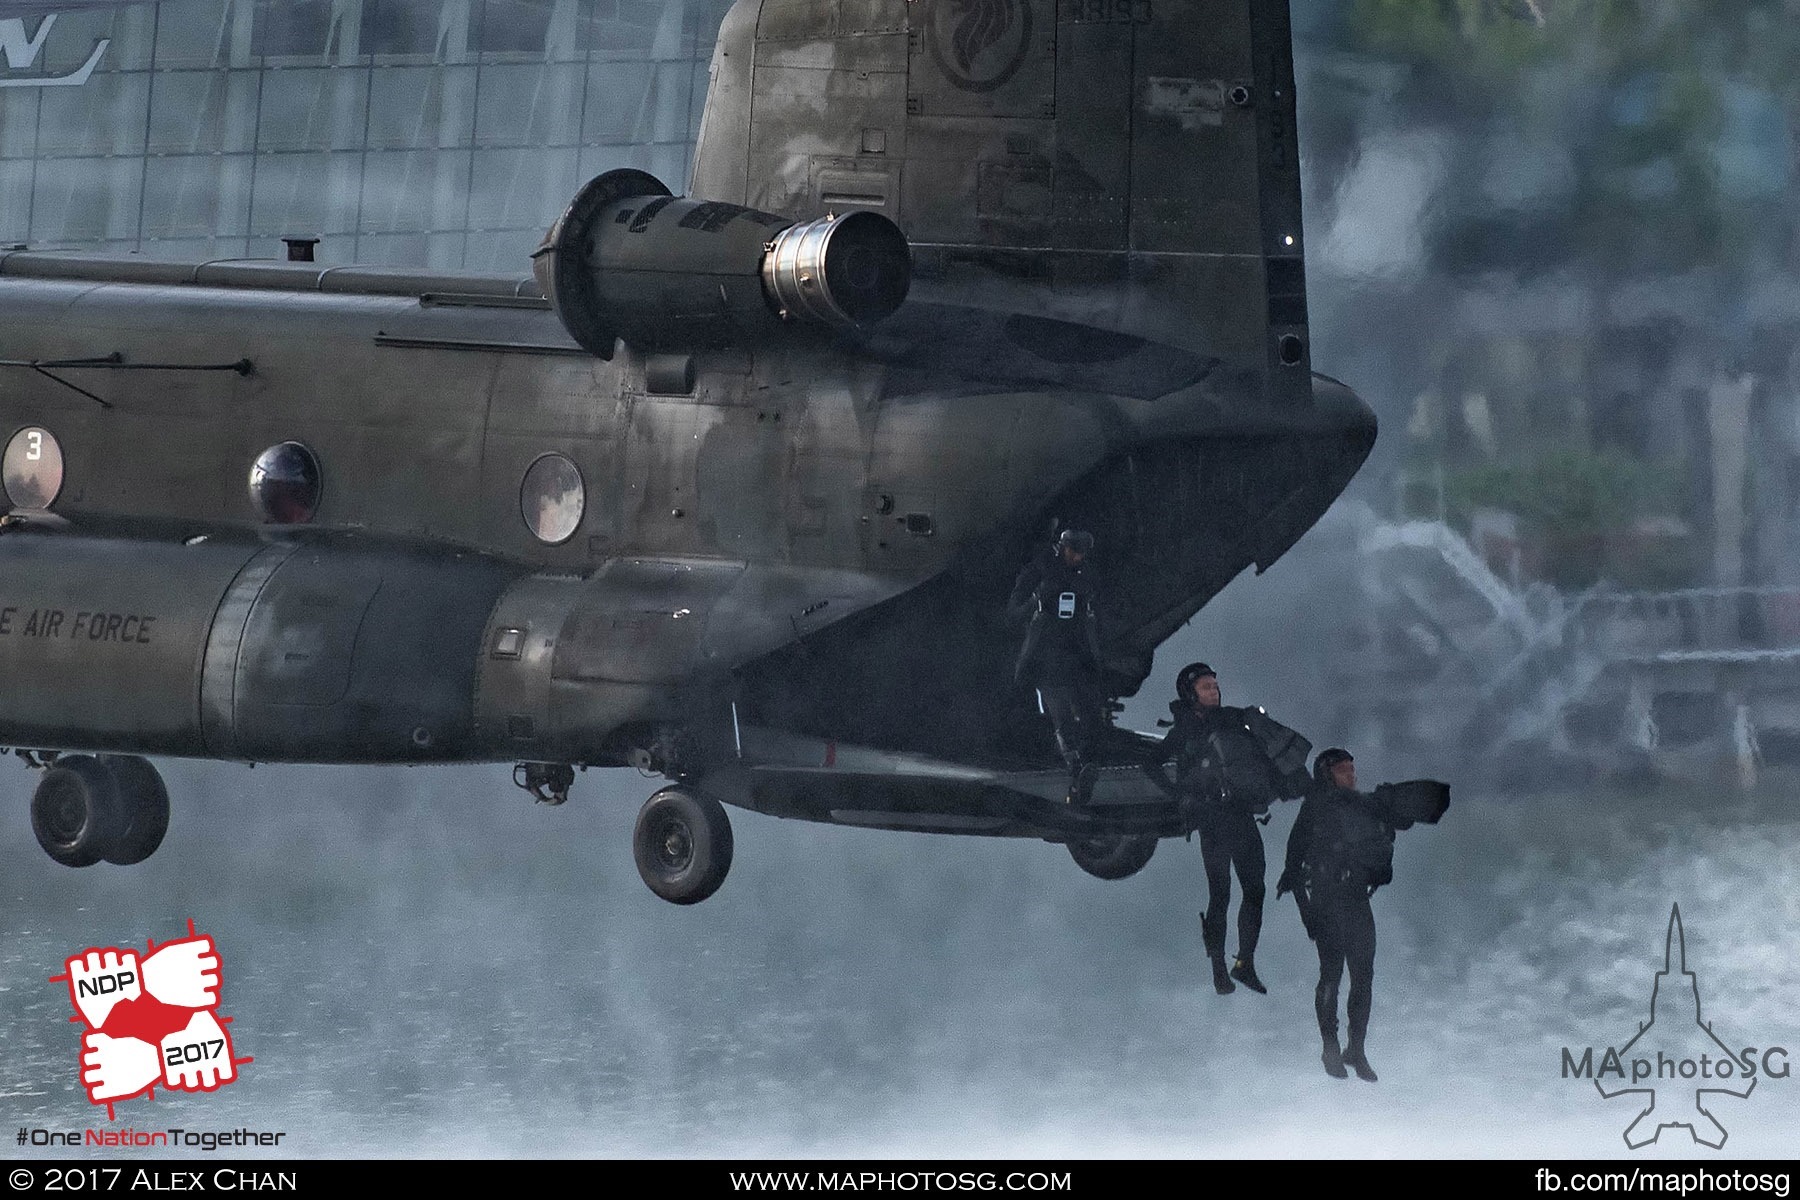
top-left (30, 755), bottom-right (123, 869)
top-left (1066, 833), bottom-right (1158, 881)
top-left (633, 787), bottom-right (734, 905)
top-left (102, 755), bottom-right (170, 866)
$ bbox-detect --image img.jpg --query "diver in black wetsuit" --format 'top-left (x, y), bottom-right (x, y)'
top-left (1010, 529), bottom-right (1103, 805)
top-left (1143, 662), bottom-right (1311, 996)
top-left (1278, 748), bottom-right (1450, 1082)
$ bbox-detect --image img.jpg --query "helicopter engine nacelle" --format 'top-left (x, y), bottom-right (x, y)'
top-left (532, 169), bottom-right (912, 360)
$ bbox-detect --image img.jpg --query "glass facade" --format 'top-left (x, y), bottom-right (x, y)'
top-left (0, 0), bottom-right (732, 271)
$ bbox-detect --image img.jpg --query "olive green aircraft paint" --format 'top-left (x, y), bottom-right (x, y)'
top-left (0, 0), bottom-right (1376, 900)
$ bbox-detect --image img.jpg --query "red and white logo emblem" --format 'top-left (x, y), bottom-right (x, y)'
top-left (49, 920), bottom-right (249, 1118)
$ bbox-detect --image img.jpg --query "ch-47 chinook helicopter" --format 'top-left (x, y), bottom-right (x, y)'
top-left (0, 0), bottom-right (1373, 903)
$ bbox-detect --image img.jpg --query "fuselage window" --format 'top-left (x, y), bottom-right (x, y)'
top-left (249, 441), bottom-right (323, 524)
top-left (3, 426), bottom-right (64, 510)
top-left (521, 453), bottom-right (585, 545)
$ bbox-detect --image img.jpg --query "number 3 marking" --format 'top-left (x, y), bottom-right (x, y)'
top-left (26, 430), bottom-right (42, 461)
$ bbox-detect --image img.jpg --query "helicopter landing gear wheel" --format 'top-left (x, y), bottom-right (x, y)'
top-left (1066, 833), bottom-right (1157, 881)
top-left (101, 755), bottom-right (170, 866)
top-left (633, 786), bottom-right (734, 905)
top-left (30, 755), bottom-right (123, 869)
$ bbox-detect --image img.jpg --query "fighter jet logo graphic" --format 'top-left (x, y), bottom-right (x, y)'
top-left (1595, 905), bottom-right (1755, 1149)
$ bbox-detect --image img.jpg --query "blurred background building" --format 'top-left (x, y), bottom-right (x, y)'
top-left (1282, 1), bottom-right (1800, 781)
top-left (1294, 1), bottom-right (1800, 598)
top-left (0, 0), bottom-right (732, 270)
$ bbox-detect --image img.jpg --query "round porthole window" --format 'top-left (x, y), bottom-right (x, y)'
top-left (249, 441), bottom-right (322, 524)
top-left (521, 453), bottom-right (585, 545)
top-left (3, 426), bottom-right (64, 509)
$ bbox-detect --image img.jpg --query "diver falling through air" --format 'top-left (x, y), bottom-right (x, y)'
top-left (1144, 663), bottom-right (1312, 996)
top-left (1279, 748), bottom-right (1451, 1081)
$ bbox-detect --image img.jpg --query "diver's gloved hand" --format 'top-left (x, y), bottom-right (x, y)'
top-left (1275, 869), bottom-right (1299, 898)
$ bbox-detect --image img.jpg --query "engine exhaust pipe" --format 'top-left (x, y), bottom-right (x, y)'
top-left (760, 211), bottom-right (911, 329)
top-left (534, 169), bottom-right (911, 359)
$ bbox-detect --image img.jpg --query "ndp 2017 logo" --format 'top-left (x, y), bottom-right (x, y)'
top-left (49, 921), bottom-right (249, 1118)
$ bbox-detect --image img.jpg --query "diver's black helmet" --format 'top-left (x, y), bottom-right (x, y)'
top-left (1057, 529), bottom-right (1095, 555)
top-left (1313, 747), bottom-right (1354, 784)
top-left (1175, 662), bottom-right (1216, 700)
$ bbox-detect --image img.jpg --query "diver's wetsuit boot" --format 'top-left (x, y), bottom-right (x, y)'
top-left (1321, 1032), bottom-right (1348, 1079)
top-left (1203, 916), bottom-right (1234, 994)
top-left (1316, 975), bottom-right (1347, 1076)
top-left (1343, 952), bottom-right (1377, 1080)
top-left (1230, 955), bottom-right (1267, 994)
top-left (1342, 1037), bottom-right (1377, 1082)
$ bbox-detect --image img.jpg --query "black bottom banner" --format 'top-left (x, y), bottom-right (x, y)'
top-left (2, 1162), bottom-right (1795, 1196)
